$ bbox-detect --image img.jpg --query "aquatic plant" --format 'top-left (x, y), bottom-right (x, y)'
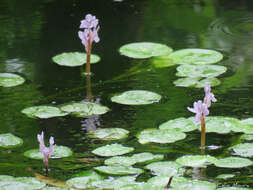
top-left (78, 14), bottom-right (100, 74)
top-left (37, 131), bottom-right (54, 174)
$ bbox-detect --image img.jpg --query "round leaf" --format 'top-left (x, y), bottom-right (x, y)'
top-left (87, 128), bottom-right (129, 140)
top-left (92, 176), bottom-right (136, 189)
top-left (217, 187), bottom-right (253, 190)
top-left (214, 157), bottom-right (253, 168)
top-left (145, 161), bottom-right (184, 176)
top-left (176, 155), bottom-right (217, 168)
top-left (147, 176), bottom-right (173, 188)
top-left (194, 77), bottom-right (221, 88)
top-left (216, 174), bottom-right (235, 179)
top-left (240, 134), bottom-right (253, 141)
top-left (173, 77), bottom-right (201, 87)
top-left (239, 118), bottom-right (253, 134)
top-left (117, 183), bottom-right (164, 190)
top-left (21, 106), bottom-right (68, 119)
top-left (24, 145), bottom-right (72, 160)
top-left (137, 129), bottom-right (186, 144)
top-left (159, 117), bottom-right (198, 132)
top-left (94, 165), bottom-right (143, 175)
top-left (119, 42), bottom-right (173, 59)
top-left (52, 52), bottom-right (100, 67)
top-left (131, 152), bottom-right (164, 164)
top-left (171, 177), bottom-right (216, 190)
top-left (0, 133), bottom-right (23, 148)
top-left (167, 48), bottom-right (223, 65)
top-left (92, 144), bottom-right (134, 157)
top-left (231, 143), bottom-right (253, 157)
top-left (105, 156), bottom-right (136, 166)
top-left (111, 90), bottom-right (161, 105)
top-left (0, 73), bottom-right (25, 87)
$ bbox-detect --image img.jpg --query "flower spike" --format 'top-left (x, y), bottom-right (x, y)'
top-left (187, 100), bottom-right (209, 124)
top-left (204, 82), bottom-right (217, 108)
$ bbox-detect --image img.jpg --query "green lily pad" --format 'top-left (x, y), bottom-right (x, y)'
top-left (159, 117), bottom-right (198, 132)
top-left (94, 165), bottom-right (143, 175)
top-left (176, 64), bottom-right (227, 78)
top-left (60, 102), bottom-right (109, 117)
top-left (0, 73), bottom-right (25, 87)
top-left (111, 90), bottom-right (161, 105)
top-left (145, 161), bottom-right (184, 176)
top-left (167, 48), bottom-right (223, 65)
top-left (240, 134), bottom-right (253, 141)
top-left (52, 52), bottom-right (100, 67)
top-left (214, 157), bottom-right (253, 168)
top-left (21, 105), bottom-right (68, 119)
top-left (147, 176), bottom-right (173, 188)
top-left (0, 175), bottom-right (15, 181)
top-left (137, 129), bottom-right (186, 144)
top-left (119, 42), bottom-right (173, 59)
top-left (171, 176), bottom-right (216, 190)
top-left (24, 145), bottom-right (72, 160)
top-left (117, 183), bottom-right (164, 190)
top-left (174, 77), bottom-right (221, 88)
top-left (105, 156), bottom-right (136, 166)
top-left (92, 176), bottom-right (136, 189)
top-left (176, 155), bottom-right (217, 168)
top-left (231, 143), bottom-right (253, 157)
top-left (131, 152), bottom-right (164, 164)
top-left (41, 187), bottom-right (69, 190)
top-left (0, 133), bottom-right (23, 148)
top-left (92, 144), bottom-right (134, 157)
top-left (216, 174), bottom-right (235, 179)
top-left (239, 118), bottom-right (253, 134)
top-left (66, 171), bottom-right (103, 189)
top-left (87, 128), bottom-right (129, 140)
top-left (195, 77), bottom-right (221, 88)
top-left (217, 187), bottom-right (253, 190)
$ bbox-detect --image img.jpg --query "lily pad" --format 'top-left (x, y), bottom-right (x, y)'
top-left (52, 52), bottom-right (100, 67)
top-left (94, 165), bottom-right (143, 175)
top-left (24, 145), bottom-right (72, 160)
top-left (137, 129), bottom-right (186, 144)
top-left (87, 128), bottom-right (129, 140)
top-left (214, 157), bottom-right (253, 168)
top-left (21, 105), bottom-right (68, 119)
top-left (111, 90), bottom-right (161, 105)
top-left (105, 156), bottom-right (136, 166)
top-left (147, 176), bottom-right (173, 188)
top-left (119, 42), bottom-right (173, 59)
top-left (92, 144), bottom-right (134, 157)
top-left (195, 77), bottom-right (221, 88)
top-left (171, 177), bottom-right (216, 190)
top-left (240, 134), bottom-right (253, 141)
top-left (217, 188), bottom-right (253, 190)
top-left (66, 171), bottom-right (103, 189)
top-left (174, 77), bottom-right (221, 88)
top-left (145, 161), bottom-right (184, 176)
top-left (176, 64), bottom-right (227, 78)
top-left (176, 155), bottom-right (217, 168)
top-left (159, 117), bottom-right (198, 132)
top-left (117, 183), bottom-right (164, 190)
top-left (41, 187), bottom-right (69, 190)
top-left (0, 133), bottom-right (23, 148)
top-left (167, 48), bottom-right (223, 65)
top-left (216, 174), bottom-right (235, 179)
top-left (92, 176), bottom-right (136, 189)
top-left (0, 73), bottom-right (25, 87)
top-left (231, 143), bottom-right (253, 157)
top-left (131, 152), bottom-right (164, 164)
top-left (239, 118), bottom-right (253, 134)
top-left (60, 102), bottom-right (109, 117)
top-left (0, 176), bottom-right (15, 181)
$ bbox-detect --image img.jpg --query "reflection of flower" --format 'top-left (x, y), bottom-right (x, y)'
top-left (204, 83), bottom-right (217, 108)
top-left (37, 131), bottom-right (54, 169)
top-left (187, 100), bottom-right (209, 124)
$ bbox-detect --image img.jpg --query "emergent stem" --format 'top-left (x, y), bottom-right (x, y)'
top-left (86, 74), bottom-right (92, 101)
top-left (86, 35), bottom-right (92, 74)
top-left (200, 115), bottom-right (206, 154)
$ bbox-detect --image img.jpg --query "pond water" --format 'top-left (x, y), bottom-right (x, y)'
top-left (0, 0), bottom-right (253, 189)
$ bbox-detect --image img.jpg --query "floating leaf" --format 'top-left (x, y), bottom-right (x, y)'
top-left (105, 156), bottom-right (136, 166)
top-left (214, 157), bottom-right (253, 168)
top-left (147, 176), bottom-right (172, 188)
top-left (216, 174), bottom-right (235, 179)
top-left (87, 128), bottom-right (129, 140)
top-left (92, 176), bottom-right (136, 189)
top-left (159, 117), bottom-right (198, 132)
top-left (117, 183), bottom-right (164, 190)
top-left (167, 48), bottom-right (223, 65)
top-left (173, 77), bottom-right (201, 87)
top-left (240, 134), bottom-right (253, 141)
top-left (0, 73), bottom-right (25, 87)
top-left (94, 165), bottom-right (143, 175)
top-left (195, 77), bottom-right (221, 88)
top-left (111, 90), bottom-right (161, 105)
top-left (176, 64), bottom-right (227, 78)
top-left (131, 152), bottom-right (164, 164)
top-left (231, 143), bottom-right (253, 157)
top-left (60, 102), bottom-right (109, 117)
top-left (239, 118), bottom-right (253, 134)
top-left (145, 161), bottom-right (184, 176)
top-left (176, 155), bottom-right (217, 168)
top-left (0, 133), bottom-right (23, 148)
top-left (21, 105), bottom-right (68, 119)
top-left (24, 145), bottom-right (72, 160)
top-left (137, 129), bottom-right (186, 144)
top-left (52, 52), bottom-right (100, 67)
top-left (119, 42), bottom-right (173, 59)
top-left (0, 175), bottom-right (15, 181)
top-left (41, 187), bottom-right (69, 190)
top-left (217, 187), bottom-right (253, 190)
top-left (92, 144), bottom-right (134, 157)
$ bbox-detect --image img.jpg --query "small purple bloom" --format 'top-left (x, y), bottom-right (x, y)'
top-left (80, 14), bottom-right (98, 29)
top-left (204, 82), bottom-right (217, 108)
top-left (37, 131), bottom-right (54, 168)
top-left (187, 100), bottom-right (209, 124)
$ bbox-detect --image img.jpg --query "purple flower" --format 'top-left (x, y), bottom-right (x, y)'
top-left (80, 14), bottom-right (98, 29)
top-left (37, 131), bottom-right (54, 168)
top-left (187, 100), bottom-right (209, 124)
top-left (204, 83), bottom-right (217, 108)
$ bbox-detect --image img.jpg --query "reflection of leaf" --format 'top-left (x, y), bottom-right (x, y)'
top-left (35, 173), bottom-right (71, 189)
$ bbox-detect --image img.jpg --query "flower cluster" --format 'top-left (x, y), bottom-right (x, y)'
top-left (37, 131), bottom-right (54, 169)
top-left (78, 14), bottom-right (100, 52)
top-left (187, 83), bottom-right (216, 124)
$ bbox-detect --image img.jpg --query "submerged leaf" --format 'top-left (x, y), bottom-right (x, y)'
top-left (92, 144), bottom-right (134, 157)
top-left (35, 173), bottom-right (71, 189)
top-left (0, 133), bottom-right (23, 148)
top-left (0, 73), bottom-right (25, 87)
top-left (119, 42), bottom-right (173, 59)
top-left (52, 52), bottom-right (100, 67)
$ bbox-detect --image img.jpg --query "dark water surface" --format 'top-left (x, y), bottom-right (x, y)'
top-left (0, 0), bottom-right (253, 187)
